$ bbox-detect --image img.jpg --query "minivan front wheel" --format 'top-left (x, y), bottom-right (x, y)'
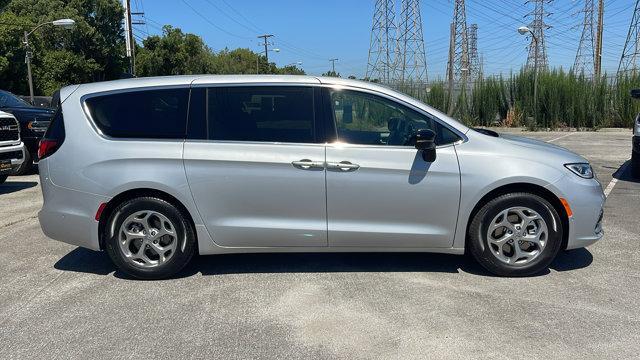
top-left (104, 197), bottom-right (196, 279)
top-left (468, 192), bottom-right (563, 276)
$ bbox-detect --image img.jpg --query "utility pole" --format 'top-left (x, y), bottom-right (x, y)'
top-left (573, 0), bottom-right (596, 77)
top-left (366, 0), bottom-right (396, 83)
top-left (594, 0), bottom-right (604, 77)
top-left (123, 0), bottom-right (135, 75)
top-left (329, 58), bottom-right (338, 73)
top-left (257, 34), bottom-right (274, 74)
top-left (618, 0), bottom-right (640, 76)
top-left (525, 0), bottom-right (551, 73)
top-left (394, 0), bottom-right (428, 84)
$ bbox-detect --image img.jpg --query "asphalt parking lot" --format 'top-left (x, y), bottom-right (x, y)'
top-left (0, 129), bottom-right (638, 359)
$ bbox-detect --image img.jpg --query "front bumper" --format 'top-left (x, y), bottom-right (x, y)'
top-left (547, 173), bottom-right (605, 250)
top-left (0, 142), bottom-right (25, 175)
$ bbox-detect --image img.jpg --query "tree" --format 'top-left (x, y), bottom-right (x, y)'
top-left (0, 0), bottom-right (126, 96)
top-left (136, 26), bottom-right (213, 76)
top-left (322, 70), bottom-right (341, 77)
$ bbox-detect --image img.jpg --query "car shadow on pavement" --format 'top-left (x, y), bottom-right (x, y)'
top-left (0, 181), bottom-right (38, 195)
top-left (54, 247), bottom-right (594, 280)
top-left (613, 160), bottom-right (639, 183)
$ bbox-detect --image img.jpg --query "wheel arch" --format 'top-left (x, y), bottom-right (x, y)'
top-left (98, 188), bottom-right (198, 251)
top-left (465, 182), bottom-right (570, 250)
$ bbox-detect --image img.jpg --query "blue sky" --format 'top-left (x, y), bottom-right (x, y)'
top-left (132, 0), bottom-right (636, 79)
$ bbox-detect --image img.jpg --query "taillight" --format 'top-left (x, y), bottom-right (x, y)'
top-left (38, 139), bottom-right (59, 160)
top-left (39, 99), bottom-right (65, 160)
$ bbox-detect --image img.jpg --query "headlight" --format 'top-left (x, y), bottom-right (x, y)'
top-left (564, 163), bottom-right (594, 179)
top-left (27, 120), bottom-right (49, 132)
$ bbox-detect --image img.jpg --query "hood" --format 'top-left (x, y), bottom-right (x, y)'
top-left (499, 133), bottom-right (587, 164)
top-left (1, 106), bottom-right (55, 123)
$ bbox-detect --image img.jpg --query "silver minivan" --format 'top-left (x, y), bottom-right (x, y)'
top-left (38, 75), bottom-right (605, 279)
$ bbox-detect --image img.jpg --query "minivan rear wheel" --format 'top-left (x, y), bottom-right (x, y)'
top-left (467, 192), bottom-right (563, 276)
top-left (104, 197), bottom-right (196, 279)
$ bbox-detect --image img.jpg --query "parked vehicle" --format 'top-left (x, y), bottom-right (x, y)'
top-left (632, 89), bottom-right (640, 178)
top-left (38, 76), bottom-right (605, 279)
top-left (0, 111), bottom-right (25, 184)
top-left (0, 90), bottom-right (55, 174)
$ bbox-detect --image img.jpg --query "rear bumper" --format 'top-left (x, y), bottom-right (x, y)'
top-left (38, 163), bottom-right (109, 250)
top-left (0, 142), bottom-right (25, 175)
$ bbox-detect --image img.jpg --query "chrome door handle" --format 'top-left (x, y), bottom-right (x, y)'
top-left (327, 161), bottom-right (360, 172)
top-left (292, 159), bottom-right (324, 170)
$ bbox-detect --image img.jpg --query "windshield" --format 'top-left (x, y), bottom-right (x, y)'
top-left (0, 91), bottom-right (31, 108)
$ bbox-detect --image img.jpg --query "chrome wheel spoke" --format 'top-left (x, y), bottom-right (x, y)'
top-left (118, 210), bottom-right (177, 268)
top-left (486, 206), bottom-right (548, 266)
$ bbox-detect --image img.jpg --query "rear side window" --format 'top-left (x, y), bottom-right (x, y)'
top-left (85, 88), bottom-right (189, 139)
top-left (207, 86), bottom-right (316, 143)
top-left (44, 101), bottom-right (65, 141)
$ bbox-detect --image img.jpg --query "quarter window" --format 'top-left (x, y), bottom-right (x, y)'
top-left (207, 86), bottom-right (316, 143)
top-left (85, 88), bottom-right (189, 139)
top-left (328, 89), bottom-right (460, 146)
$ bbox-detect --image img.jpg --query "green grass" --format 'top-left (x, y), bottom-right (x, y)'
top-left (391, 69), bottom-right (640, 129)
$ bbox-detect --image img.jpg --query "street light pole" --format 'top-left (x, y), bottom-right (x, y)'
top-left (533, 35), bottom-right (539, 128)
top-left (23, 19), bottom-right (75, 104)
top-left (518, 26), bottom-right (539, 128)
top-left (23, 31), bottom-right (35, 105)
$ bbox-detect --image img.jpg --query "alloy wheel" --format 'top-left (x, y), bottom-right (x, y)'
top-left (486, 206), bottom-right (548, 266)
top-left (118, 210), bottom-right (178, 268)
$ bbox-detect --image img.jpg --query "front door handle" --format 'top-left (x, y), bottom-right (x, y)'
top-left (292, 159), bottom-right (324, 170)
top-left (326, 161), bottom-right (360, 172)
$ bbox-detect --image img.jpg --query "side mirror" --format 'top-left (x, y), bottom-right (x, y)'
top-left (414, 129), bottom-right (437, 162)
top-left (631, 89), bottom-right (640, 100)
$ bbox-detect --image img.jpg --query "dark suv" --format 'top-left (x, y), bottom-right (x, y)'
top-left (632, 89), bottom-right (640, 178)
top-left (0, 90), bottom-right (55, 174)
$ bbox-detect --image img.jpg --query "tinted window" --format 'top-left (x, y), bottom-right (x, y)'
top-left (86, 88), bottom-right (189, 139)
top-left (208, 86), bottom-right (315, 143)
top-left (328, 89), bottom-right (460, 146)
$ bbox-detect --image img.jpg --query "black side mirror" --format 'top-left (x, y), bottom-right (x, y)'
top-left (414, 129), bottom-right (437, 162)
top-left (631, 89), bottom-right (640, 100)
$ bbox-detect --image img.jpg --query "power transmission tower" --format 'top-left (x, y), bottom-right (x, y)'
top-left (525, 0), bottom-right (551, 72)
top-left (447, 0), bottom-right (469, 114)
top-left (594, 0), bottom-right (604, 77)
top-left (467, 23), bottom-right (480, 82)
top-left (394, 0), bottom-right (428, 84)
top-left (366, 0), bottom-right (396, 83)
top-left (573, 0), bottom-right (595, 77)
top-left (618, 0), bottom-right (640, 76)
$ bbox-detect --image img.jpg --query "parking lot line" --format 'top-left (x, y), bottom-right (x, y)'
top-left (547, 133), bottom-right (575, 143)
top-left (603, 162), bottom-right (628, 198)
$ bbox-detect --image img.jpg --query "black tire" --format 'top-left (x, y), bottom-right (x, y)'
top-left (0, 175), bottom-right (7, 184)
top-left (467, 192), bottom-right (563, 277)
top-left (104, 197), bottom-right (196, 280)
top-left (14, 147), bottom-right (32, 176)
